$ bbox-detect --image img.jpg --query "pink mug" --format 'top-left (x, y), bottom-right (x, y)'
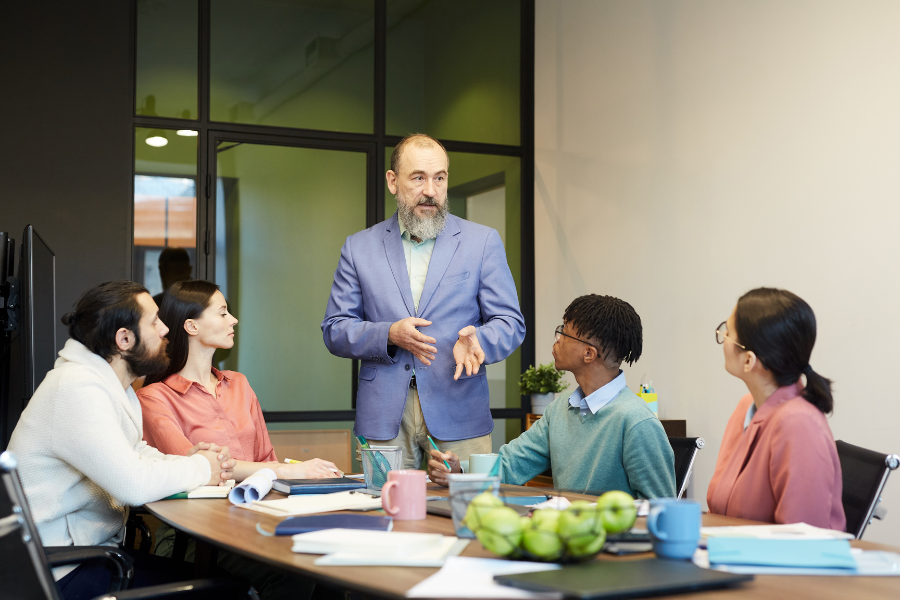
top-left (381, 469), bottom-right (426, 520)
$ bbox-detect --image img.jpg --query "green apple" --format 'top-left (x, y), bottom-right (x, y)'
top-left (596, 491), bottom-right (637, 534)
top-left (566, 527), bottom-right (606, 558)
top-left (558, 501), bottom-right (604, 556)
top-left (462, 490), bottom-right (504, 532)
top-left (521, 510), bottom-right (564, 560)
top-left (476, 506), bottom-right (523, 556)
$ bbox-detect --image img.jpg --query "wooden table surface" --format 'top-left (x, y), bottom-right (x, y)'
top-left (145, 484), bottom-right (900, 600)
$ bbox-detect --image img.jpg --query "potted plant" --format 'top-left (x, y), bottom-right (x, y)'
top-left (519, 363), bottom-right (569, 415)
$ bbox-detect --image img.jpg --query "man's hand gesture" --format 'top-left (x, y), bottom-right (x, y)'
top-left (389, 317), bottom-right (437, 365)
top-left (453, 325), bottom-right (485, 380)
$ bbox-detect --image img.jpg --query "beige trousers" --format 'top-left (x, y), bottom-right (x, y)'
top-left (374, 385), bottom-right (492, 470)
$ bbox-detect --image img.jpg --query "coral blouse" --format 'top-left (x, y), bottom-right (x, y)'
top-left (138, 368), bottom-right (277, 463)
top-left (707, 384), bottom-right (845, 531)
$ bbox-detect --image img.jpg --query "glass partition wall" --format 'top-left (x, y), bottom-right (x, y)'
top-left (132, 0), bottom-right (535, 445)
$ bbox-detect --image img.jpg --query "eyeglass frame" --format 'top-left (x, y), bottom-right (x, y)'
top-left (715, 320), bottom-right (747, 350)
top-left (554, 325), bottom-right (596, 348)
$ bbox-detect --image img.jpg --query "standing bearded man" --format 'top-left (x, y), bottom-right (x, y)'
top-left (322, 133), bottom-right (525, 469)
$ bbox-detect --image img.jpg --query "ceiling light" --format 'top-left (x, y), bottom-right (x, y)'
top-left (145, 129), bottom-right (168, 147)
top-left (176, 130), bottom-right (198, 137)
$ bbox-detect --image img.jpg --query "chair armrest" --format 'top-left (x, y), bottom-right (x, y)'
top-left (45, 546), bottom-right (133, 591)
top-left (873, 504), bottom-right (888, 520)
top-left (90, 578), bottom-right (256, 600)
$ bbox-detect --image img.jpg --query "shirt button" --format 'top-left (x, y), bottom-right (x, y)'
top-left (405, 364), bottom-right (411, 371)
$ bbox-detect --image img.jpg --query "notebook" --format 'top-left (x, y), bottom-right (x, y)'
top-left (494, 559), bottom-right (753, 599)
top-left (272, 477), bottom-right (367, 495)
top-left (274, 514), bottom-right (393, 535)
top-left (164, 480), bottom-right (236, 499)
top-left (236, 490), bottom-right (382, 516)
top-left (314, 537), bottom-right (470, 567)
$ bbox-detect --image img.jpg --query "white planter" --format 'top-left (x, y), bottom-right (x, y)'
top-left (530, 392), bottom-right (556, 415)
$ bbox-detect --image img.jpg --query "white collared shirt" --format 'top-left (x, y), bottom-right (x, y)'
top-left (567, 370), bottom-right (627, 416)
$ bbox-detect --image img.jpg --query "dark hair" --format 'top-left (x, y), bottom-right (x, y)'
top-left (733, 287), bottom-right (834, 414)
top-left (390, 133), bottom-right (449, 174)
top-left (61, 281), bottom-right (149, 362)
top-left (144, 279), bottom-right (219, 386)
top-left (563, 294), bottom-right (642, 367)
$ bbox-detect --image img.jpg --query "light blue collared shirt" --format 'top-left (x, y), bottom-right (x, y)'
top-left (567, 370), bottom-right (627, 416)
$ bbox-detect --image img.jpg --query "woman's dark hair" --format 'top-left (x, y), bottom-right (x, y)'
top-left (734, 287), bottom-right (834, 414)
top-left (61, 281), bottom-right (149, 362)
top-left (143, 279), bottom-right (219, 386)
top-left (563, 294), bottom-right (642, 367)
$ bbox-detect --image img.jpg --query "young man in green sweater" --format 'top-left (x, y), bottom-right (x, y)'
top-left (428, 294), bottom-right (675, 499)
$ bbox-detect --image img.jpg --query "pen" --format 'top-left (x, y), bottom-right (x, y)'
top-left (283, 458), bottom-right (343, 476)
top-left (427, 435), bottom-right (450, 470)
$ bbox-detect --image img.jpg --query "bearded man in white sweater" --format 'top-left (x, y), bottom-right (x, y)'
top-left (9, 280), bottom-right (235, 598)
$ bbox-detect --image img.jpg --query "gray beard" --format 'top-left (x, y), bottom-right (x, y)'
top-left (396, 195), bottom-right (448, 240)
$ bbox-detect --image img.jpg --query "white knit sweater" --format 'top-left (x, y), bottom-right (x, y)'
top-left (9, 339), bottom-right (210, 577)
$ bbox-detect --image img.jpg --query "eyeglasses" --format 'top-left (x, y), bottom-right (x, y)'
top-left (715, 321), bottom-right (747, 350)
top-left (554, 325), bottom-right (595, 348)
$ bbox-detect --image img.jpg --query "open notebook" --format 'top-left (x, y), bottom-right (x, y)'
top-left (236, 490), bottom-right (382, 516)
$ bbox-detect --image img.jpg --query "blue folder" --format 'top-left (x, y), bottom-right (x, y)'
top-left (274, 514), bottom-right (393, 536)
top-left (707, 538), bottom-right (856, 569)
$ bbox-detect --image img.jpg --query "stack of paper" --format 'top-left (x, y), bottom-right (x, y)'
top-left (702, 522), bottom-right (853, 540)
top-left (237, 490), bottom-right (382, 516)
top-left (166, 480), bottom-right (236, 499)
top-left (294, 528), bottom-right (471, 567)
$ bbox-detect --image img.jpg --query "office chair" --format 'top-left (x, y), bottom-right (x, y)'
top-left (0, 451), bottom-right (256, 600)
top-left (835, 440), bottom-right (899, 539)
top-left (667, 437), bottom-right (705, 499)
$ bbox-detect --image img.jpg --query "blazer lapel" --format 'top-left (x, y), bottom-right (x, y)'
top-left (416, 216), bottom-right (461, 317)
top-left (711, 422), bottom-right (763, 515)
top-left (383, 213), bottom-right (415, 317)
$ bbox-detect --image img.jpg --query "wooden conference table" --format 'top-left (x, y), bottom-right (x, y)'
top-left (145, 484), bottom-right (900, 600)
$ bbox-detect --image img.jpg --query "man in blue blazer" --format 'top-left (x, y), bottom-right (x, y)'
top-left (322, 134), bottom-right (525, 469)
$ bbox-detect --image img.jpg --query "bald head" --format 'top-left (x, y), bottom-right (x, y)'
top-left (390, 133), bottom-right (449, 175)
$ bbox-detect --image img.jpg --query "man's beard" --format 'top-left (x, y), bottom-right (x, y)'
top-left (124, 337), bottom-right (170, 379)
top-left (396, 192), bottom-right (449, 240)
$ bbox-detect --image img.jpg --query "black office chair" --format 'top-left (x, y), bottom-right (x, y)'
top-left (667, 437), bottom-right (705, 499)
top-left (835, 440), bottom-right (899, 539)
top-left (0, 451), bottom-right (256, 600)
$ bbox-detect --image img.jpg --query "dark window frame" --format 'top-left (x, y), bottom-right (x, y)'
top-left (130, 0), bottom-right (536, 427)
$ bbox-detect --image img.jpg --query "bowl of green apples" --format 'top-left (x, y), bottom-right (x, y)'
top-left (464, 490), bottom-right (638, 563)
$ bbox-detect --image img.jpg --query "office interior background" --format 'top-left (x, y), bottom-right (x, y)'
top-left (2, 0), bottom-right (898, 546)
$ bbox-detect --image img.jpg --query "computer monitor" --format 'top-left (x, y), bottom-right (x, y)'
top-left (19, 225), bottom-right (56, 401)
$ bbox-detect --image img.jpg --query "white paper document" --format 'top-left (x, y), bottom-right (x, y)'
top-left (292, 529), bottom-right (444, 557)
top-left (701, 522), bottom-right (854, 540)
top-left (184, 480), bottom-right (235, 498)
top-left (406, 556), bottom-right (562, 599)
top-left (237, 490), bottom-right (382, 516)
top-left (315, 537), bottom-right (470, 567)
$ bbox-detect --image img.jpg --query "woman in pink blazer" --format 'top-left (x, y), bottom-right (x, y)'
top-left (707, 288), bottom-right (845, 531)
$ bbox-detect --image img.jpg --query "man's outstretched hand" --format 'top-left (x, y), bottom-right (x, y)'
top-left (453, 325), bottom-right (485, 380)
top-left (389, 317), bottom-right (437, 365)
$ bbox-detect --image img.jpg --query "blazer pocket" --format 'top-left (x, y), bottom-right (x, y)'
top-left (440, 271), bottom-right (470, 286)
top-left (358, 366), bottom-right (377, 381)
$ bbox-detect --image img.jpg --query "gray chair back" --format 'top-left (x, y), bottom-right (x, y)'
top-left (0, 451), bottom-right (61, 600)
top-left (836, 440), bottom-right (899, 539)
top-left (667, 437), bottom-right (705, 499)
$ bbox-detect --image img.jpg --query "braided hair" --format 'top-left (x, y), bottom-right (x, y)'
top-left (562, 294), bottom-right (642, 368)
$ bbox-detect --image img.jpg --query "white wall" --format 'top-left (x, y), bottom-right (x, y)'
top-left (535, 0), bottom-right (900, 544)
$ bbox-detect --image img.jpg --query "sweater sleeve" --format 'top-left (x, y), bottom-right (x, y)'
top-left (498, 412), bottom-right (552, 485)
top-left (622, 418), bottom-right (676, 499)
top-left (769, 412), bottom-right (838, 528)
top-left (52, 380), bottom-right (211, 506)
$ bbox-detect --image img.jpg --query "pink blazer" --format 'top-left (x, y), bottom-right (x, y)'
top-left (707, 384), bottom-right (845, 531)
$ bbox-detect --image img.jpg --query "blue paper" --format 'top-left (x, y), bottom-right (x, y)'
top-left (707, 538), bottom-right (856, 569)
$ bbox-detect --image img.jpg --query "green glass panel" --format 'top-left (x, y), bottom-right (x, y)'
top-left (384, 146), bottom-right (522, 425)
top-left (133, 127), bottom-right (199, 297)
top-left (214, 143), bottom-right (367, 412)
top-left (210, 0), bottom-right (374, 133)
top-left (386, 0), bottom-right (521, 146)
top-left (135, 0), bottom-right (199, 119)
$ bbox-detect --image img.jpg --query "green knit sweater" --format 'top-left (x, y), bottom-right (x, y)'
top-left (499, 387), bottom-right (676, 498)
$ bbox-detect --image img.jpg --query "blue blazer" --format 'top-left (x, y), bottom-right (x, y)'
top-left (322, 213), bottom-right (525, 441)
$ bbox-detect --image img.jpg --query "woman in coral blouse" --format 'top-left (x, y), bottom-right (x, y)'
top-left (707, 287), bottom-right (845, 530)
top-left (138, 279), bottom-right (339, 481)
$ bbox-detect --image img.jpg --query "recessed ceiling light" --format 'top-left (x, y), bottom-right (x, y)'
top-left (176, 130), bottom-right (199, 137)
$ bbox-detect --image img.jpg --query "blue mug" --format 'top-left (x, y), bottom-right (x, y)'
top-left (647, 499), bottom-right (700, 560)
